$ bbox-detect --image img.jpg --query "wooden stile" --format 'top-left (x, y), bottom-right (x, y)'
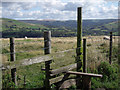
top-left (50, 63), bottom-right (77, 76)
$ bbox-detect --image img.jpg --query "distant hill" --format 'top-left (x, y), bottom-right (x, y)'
top-left (1, 18), bottom-right (76, 37)
top-left (1, 18), bottom-right (118, 38)
top-left (20, 19), bottom-right (117, 29)
top-left (20, 19), bottom-right (118, 35)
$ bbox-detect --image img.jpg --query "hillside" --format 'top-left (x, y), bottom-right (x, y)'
top-left (1, 18), bottom-right (76, 38)
top-left (20, 19), bottom-right (118, 36)
top-left (1, 18), bottom-right (118, 38)
top-left (1, 18), bottom-right (48, 38)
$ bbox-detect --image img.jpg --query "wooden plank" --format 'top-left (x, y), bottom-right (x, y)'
top-left (50, 73), bottom-right (70, 85)
top-left (59, 79), bottom-right (76, 89)
top-left (1, 49), bottom-right (76, 70)
top-left (1, 55), bottom-right (52, 70)
top-left (50, 63), bottom-right (77, 76)
top-left (53, 76), bottom-right (81, 89)
top-left (67, 71), bottom-right (102, 78)
top-left (50, 75), bottom-right (65, 85)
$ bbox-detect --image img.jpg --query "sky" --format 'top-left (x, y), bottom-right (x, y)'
top-left (0, 0), bottom-right (119, 20)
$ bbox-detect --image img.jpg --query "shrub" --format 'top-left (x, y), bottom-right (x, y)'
top-left (98, 61), bottom-right (118, 82)
top-left (92, 61), bottom-right (118, 89)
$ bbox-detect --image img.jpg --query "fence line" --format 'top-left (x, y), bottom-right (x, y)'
top-left (1, 32), bottom-right (113, 89)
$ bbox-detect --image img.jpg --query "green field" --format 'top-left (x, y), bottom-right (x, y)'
top-left (1, 36), bottom-right (119, 89)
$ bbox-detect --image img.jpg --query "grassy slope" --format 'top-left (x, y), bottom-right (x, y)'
top-left (1, 18), bottom-right (46, 31)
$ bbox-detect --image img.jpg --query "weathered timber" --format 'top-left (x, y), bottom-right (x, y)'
top-left (50, 75), bottom-right (65, 85)
top-left (59, 79), bottom-right (76, 89)
top-left (1, 55), bottom-right (52, 70)
top-left (44, 31), bottom-right (51, 90)
top-left (11, 68), bottom-right (17, 85)
top-left (82, 76), bottom-right (91, 90)
top-left (10, 37), bottom-right (15, 62)
top-left (67, 71), bottom-right (102, 78)
top-left (83, 39), bottom-right (87, 73)
top-left (76, 7), bottom-right (82, 89)
top-left (10, 37), bottom-right (17, 86)
top-left (109, 32), bottom-right (112, 64)
top-left (50, 63), bottom-right (77, 76)
top-left (44, 31), bottom-right (51, 54)
top-left (53, 77), bottom-right (81, 89)
top-left (45, 60), bottom-right (52, 90)
top-left (1, 48), bottom-right (76, 70)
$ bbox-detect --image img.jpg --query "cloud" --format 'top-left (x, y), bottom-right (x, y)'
top-left (1, 0), bottom-right (118, 20)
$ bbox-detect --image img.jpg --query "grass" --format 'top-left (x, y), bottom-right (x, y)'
top-left (1, 36), bottom-right (119, 88)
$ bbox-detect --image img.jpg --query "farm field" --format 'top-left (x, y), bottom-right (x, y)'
top-left (1, 36), bottom-right (119, 89)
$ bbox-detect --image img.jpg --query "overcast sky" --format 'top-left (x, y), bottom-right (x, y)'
top-left (0, 0), bottom-right (119, 20)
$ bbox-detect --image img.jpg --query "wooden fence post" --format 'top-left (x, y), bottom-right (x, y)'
top-left (23, 75), bottom-right (26, 88)
top-left (82, 39), bottom-right (91, 89)
top-left (83, 39), bottom-right (87, 73)
top-left (109, 32), bottom-right (112, 64)
top-left (10, 37), bottom-right (17, 85)
top-left (44, 31), bottom-right (51, 54)
top-left (76, 7), bottom-right (82, 89)
top-left (10, 37), bottom-right (15, 61)
top-left (82, 76), bottom-right (91, 90)
top-left (44, 31), bottom-right (51, 90)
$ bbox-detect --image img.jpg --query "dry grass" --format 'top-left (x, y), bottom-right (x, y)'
top-left (1, 36), bottom-right (118, 69)
top-left (1, 36), bottom-right (119, 88)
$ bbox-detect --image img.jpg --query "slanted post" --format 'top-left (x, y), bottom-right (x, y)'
top-left (44, 31), bottom-right (51, 90)
top-left (109, 32), bottom-right (112, 64)
top-left (10, 37), bottom-right (17, 85)
top-left (76, 7), bottom-right (82, 89)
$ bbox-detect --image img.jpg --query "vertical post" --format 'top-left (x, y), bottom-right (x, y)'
top-left (11, 68), bottom-right (17, 85)
top-left (23, 75), bottom-right (26, 88)
top-left (83, 39), bottom-right (87, 73)
top-left (76, 7), bottom-right (82, 89)
top-left (44, 31), bottom-right (51, 54)
top-left (10, 37), bottom-right (15, 61)
top-left (10, 37), bottom-right (17, 85)
top-left (83, 39), bottom-right (90, 89)
top-left (45, 60), bottom-right (52, 90)
top-left (109, 32), bottom-right (112, 64)
top-left (82, 76), bottom-right (91, 90)
top-left (44, 31), bottom-right (51, 90)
